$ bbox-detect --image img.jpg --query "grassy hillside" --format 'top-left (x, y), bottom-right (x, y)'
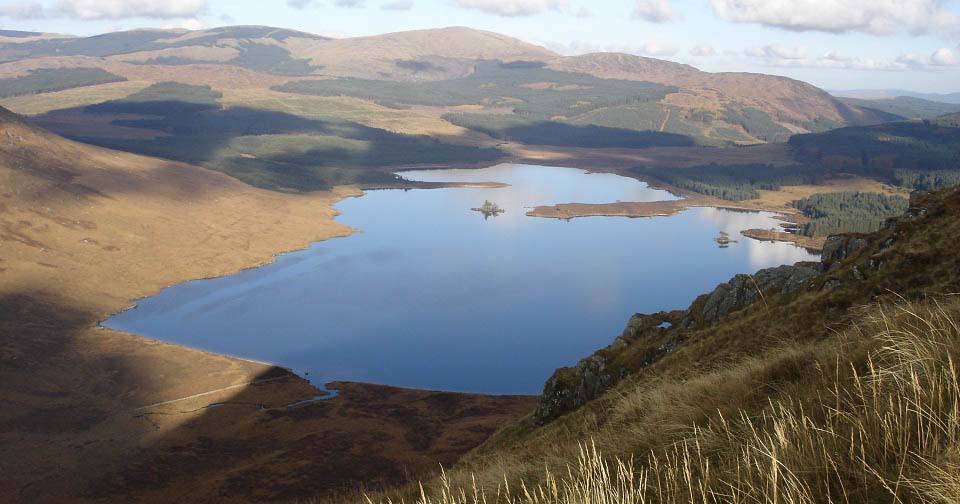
top-left (364, 181), bottom-right (960, 504)
top-left (0, 26), bottom-right (895, 149)
top-left (275, 60), bottom-right (676, 116)
top-left (34, 82), bottom-right (504, 191)
top-left (0, 108), bottom-right (536, 502)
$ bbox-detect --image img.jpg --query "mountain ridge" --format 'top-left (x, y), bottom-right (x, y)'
top-left (0, 25), bottom-right (888, 146)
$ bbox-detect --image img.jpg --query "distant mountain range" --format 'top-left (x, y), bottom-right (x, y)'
top-left (0, 25), bottom-right (890, 149)
top-left (832, 89), bottom-right (960, 104)
top-left (836, 95), bottom-right (960, 120)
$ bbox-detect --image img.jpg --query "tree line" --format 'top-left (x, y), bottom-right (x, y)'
top-left (791, 191), bottom-right (909, 237)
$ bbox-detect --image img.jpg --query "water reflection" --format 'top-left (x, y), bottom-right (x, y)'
top-left (105, 164), bottom-right (818, 394)
top-left (694, 207), bottom-right (814, 269)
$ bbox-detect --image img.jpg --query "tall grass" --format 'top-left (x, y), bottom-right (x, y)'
top-left (371, 299), bottom-right (960, 504)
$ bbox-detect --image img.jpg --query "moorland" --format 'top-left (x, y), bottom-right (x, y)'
top-left (1, 24), bottom-right (959, 503)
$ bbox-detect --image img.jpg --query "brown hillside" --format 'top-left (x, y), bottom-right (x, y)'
top-left (0, 26), bottom-right (892, 145)
top-left (0, 108), bottom-right (535, 502)
top-left (552, 52), bottom-right (883, 126)
top-left (294, 27), bottom-right (557, 80)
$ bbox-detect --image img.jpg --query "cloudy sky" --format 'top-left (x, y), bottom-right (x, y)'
top-left (2, 0), bottom-right (959, 92)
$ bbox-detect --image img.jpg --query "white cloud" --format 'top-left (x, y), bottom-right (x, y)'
top-left (287, 0), bottom-right (313, 8)
top-left (896, 52), bottom-right (927, 68)
top-left (56, 0), bottom-right (206, 20)
top-left (930, 47), bottom-right (958, 66)
top-left (633, 0), bottom-right (675, 22)
top-left (710, 0), bottom-right (960, 36)
top-left (745, 44), bottom-right (808, 60)
top-left (455, 0), bottom-right (565, 17)
top-left (0, 1), bottom-right (44, 18)
top-left (334, 0), bottom-right (365, 7)
top-left (546, 39), bottom-right (678, 58)
top-left (183, 18), bottom-right (205, 29)
top-left (574, 6), bottom-right (591, 18)
top-left (739, 44), bottom-right (960, 71)
top-left (639, 41), bottom-right (678, 56)
top-left (689, 45), bottom-right (717, 57)
top-left (381, 0), bottom-right (413, 9)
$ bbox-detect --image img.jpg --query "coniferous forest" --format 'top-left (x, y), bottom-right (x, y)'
top-left (791, 192), bottom-right (910, 236)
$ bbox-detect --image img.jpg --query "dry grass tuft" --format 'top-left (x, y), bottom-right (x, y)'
top-left (368, 299), bottom-right (960, 504)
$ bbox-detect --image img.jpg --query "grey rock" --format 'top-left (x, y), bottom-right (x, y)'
top-left (696, 264), bottom-right (817, 325)
top-left (821, 236), bottom-right (869, 271)
top-left (531, 265), bottom-right (818, 425)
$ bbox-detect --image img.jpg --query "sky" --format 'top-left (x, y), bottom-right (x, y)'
top-left (2, 0), bottom-right (960, 93)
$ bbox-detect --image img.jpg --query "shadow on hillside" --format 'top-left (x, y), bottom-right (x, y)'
top-left (32, 102), bottom-right (505, 192)
top-left (0, 289), bottom-right (537, 502)
top-left (445, 118), bottom-right (697, 149)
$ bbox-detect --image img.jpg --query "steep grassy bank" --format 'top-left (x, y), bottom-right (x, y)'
top-left (383, 298), bottom-right (960, 503)
top-left (363, 185), bottom-right (960, 503)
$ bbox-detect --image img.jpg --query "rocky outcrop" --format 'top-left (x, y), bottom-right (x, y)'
top-left (820, 235), bottom-right (869, 272)
top-left (533, 311), bottom-right (681, 425)
top-left (532, 263), bottom-right (818, 425)
top-left (682, 264), bottom-right (818, 328)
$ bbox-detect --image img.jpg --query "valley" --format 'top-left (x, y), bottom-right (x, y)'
top-left (0, 107), bottom-right (535, 502)
top-left (103, 164), bottom-right (816, 396)
top-left (0, 20), bottom-right (958, 504)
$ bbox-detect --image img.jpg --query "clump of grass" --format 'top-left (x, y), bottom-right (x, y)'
top-left (369, 299), bottom-right (960, 504)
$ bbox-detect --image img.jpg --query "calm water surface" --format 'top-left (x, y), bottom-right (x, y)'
top-left (106, 164), bottom-right (818, 394)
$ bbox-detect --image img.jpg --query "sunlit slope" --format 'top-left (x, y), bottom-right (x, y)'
top-left (0, 26), bottom-right (890, 148)
top-left (364, 181), bottom-right (960, 503)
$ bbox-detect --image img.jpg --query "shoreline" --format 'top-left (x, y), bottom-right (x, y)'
top-left (0, 126), bottom-right (538, 503)
top-left (740, 228), bottom-right (827, 251)
top-left (4, 140), bottom-right (896, 500)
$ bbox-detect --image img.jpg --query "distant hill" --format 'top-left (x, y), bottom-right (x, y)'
top-left (837, 95), bottom-right (960, 120)
top-left (0, 25), bottom-right (892, 149)
top-left (295, 27), bottom-right (558, 80)
top-left (789, 112), bottom-right (960, 190)
top-left (832, 89), bottom-right (960, 104)
top-left (552, 52), bottom-right (882, 141)
top-left (0, 29), bottom-right (42, 38)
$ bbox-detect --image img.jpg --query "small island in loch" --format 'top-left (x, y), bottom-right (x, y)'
top-left (472, 200), bottom-right (506, 218)
top-left (715, 231), bottom-right (738, 247)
